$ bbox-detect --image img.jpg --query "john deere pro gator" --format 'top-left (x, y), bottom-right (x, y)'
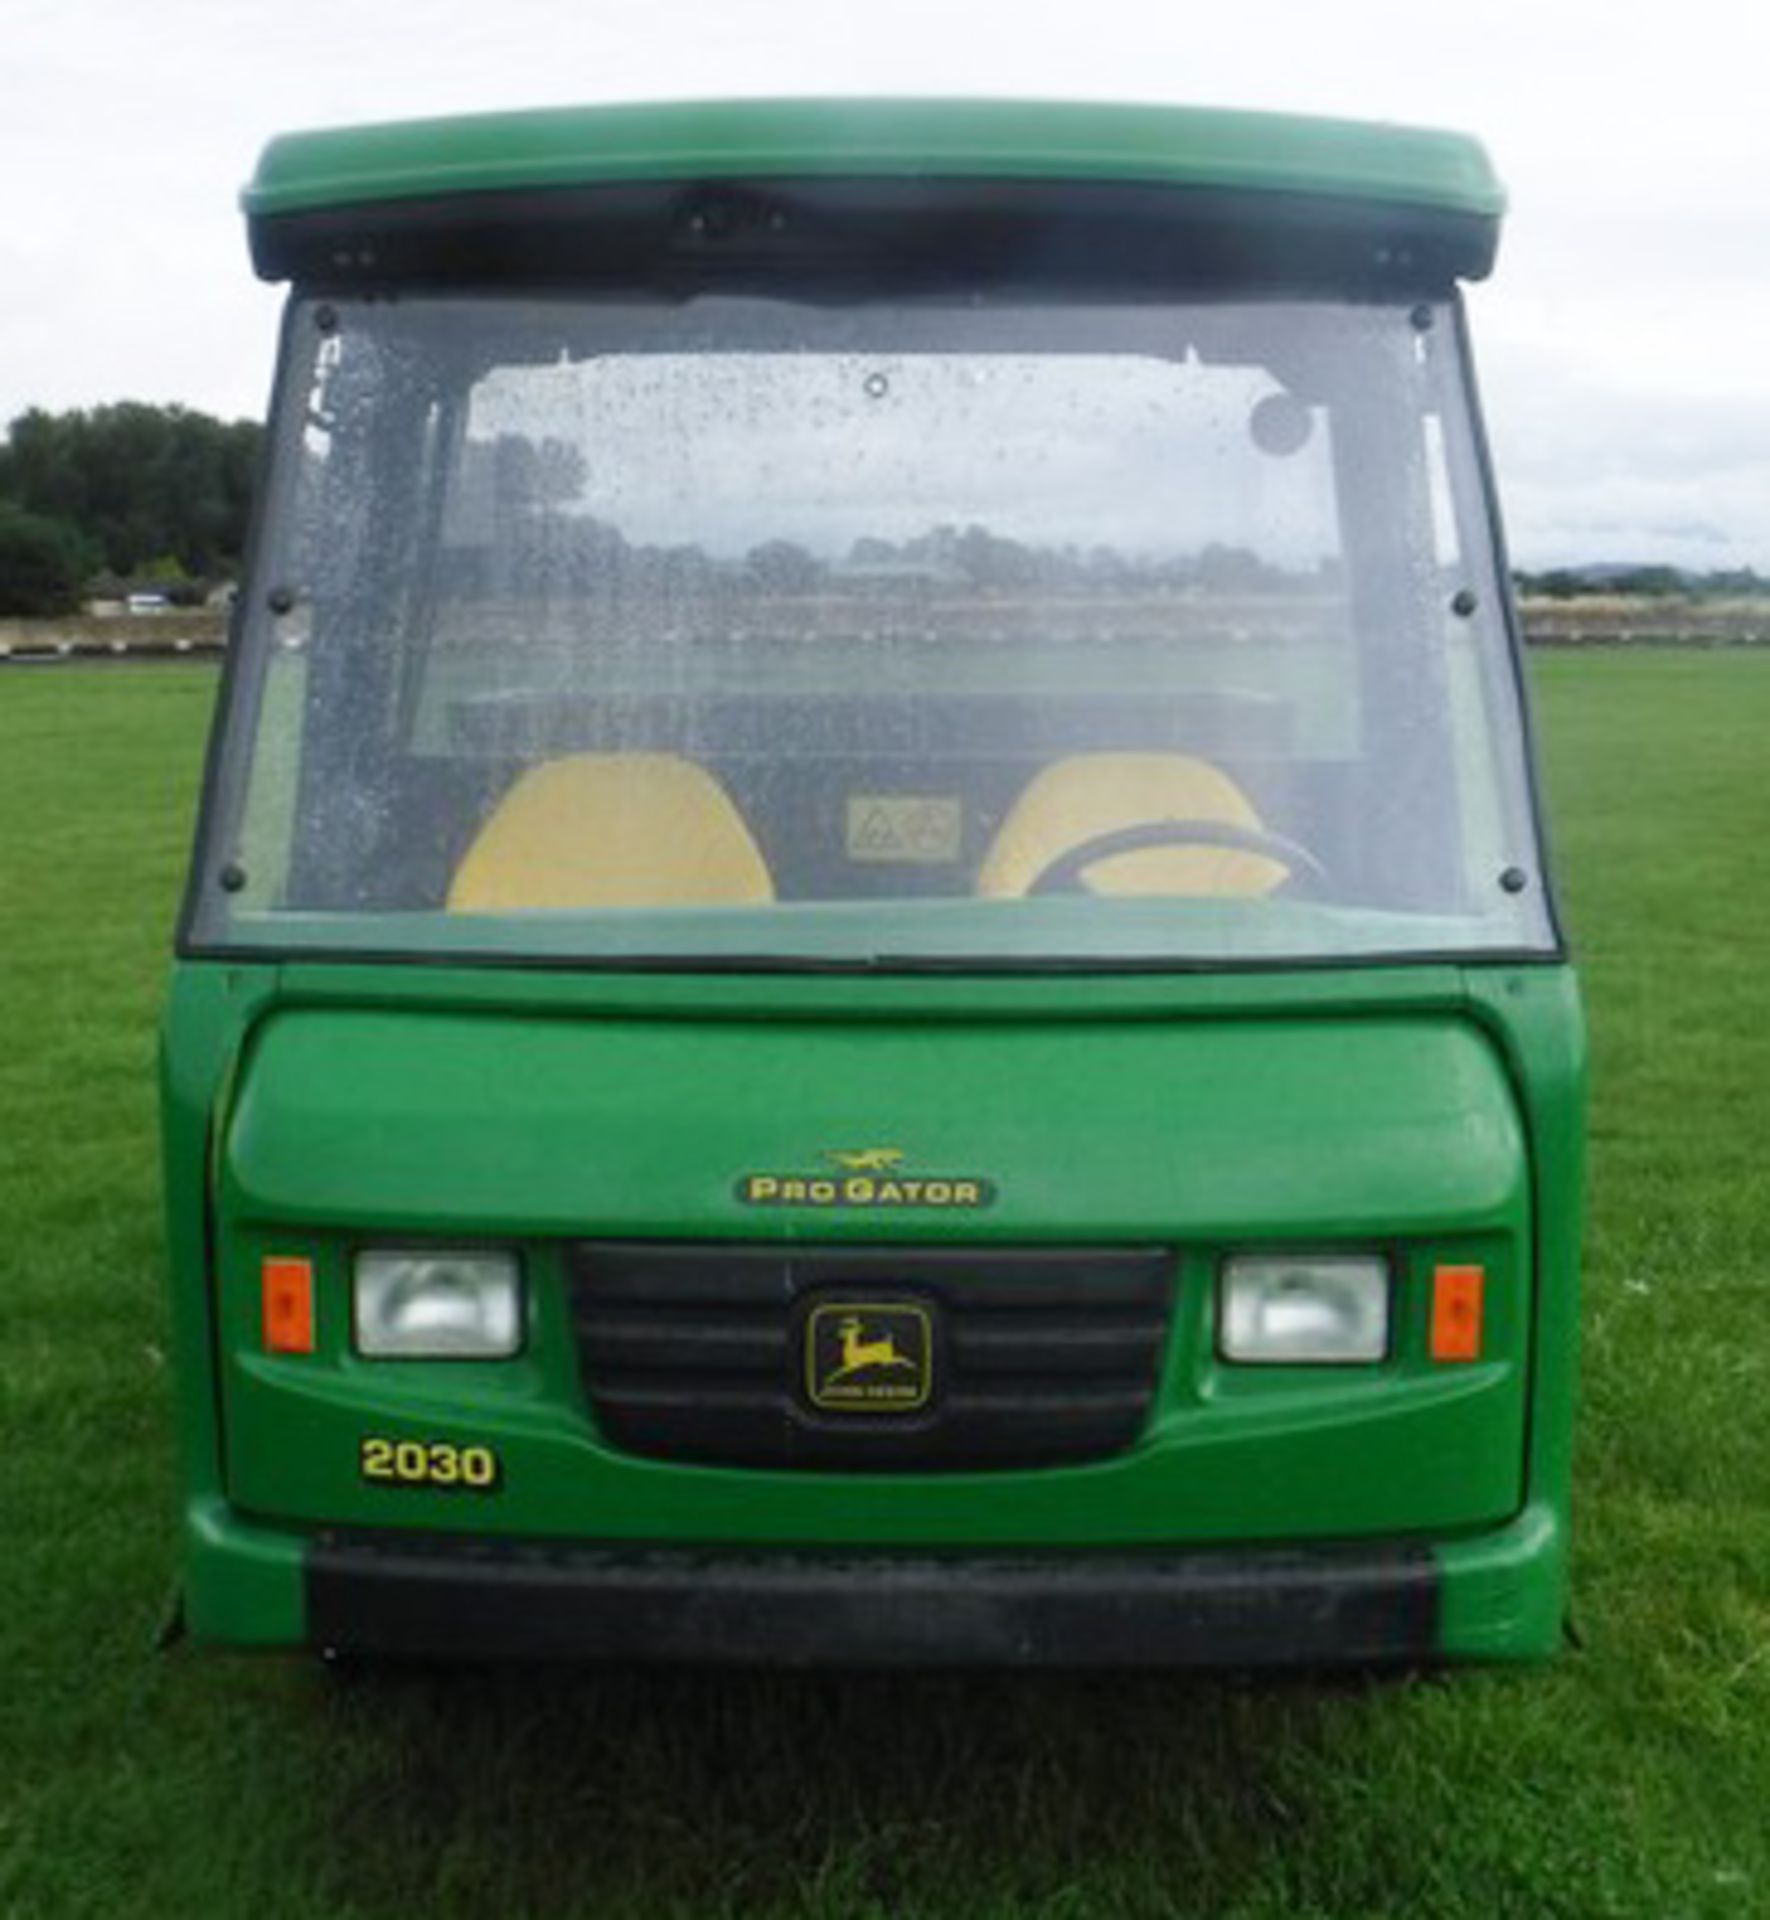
top-left (162, 99), bottom-right (1585, 1665)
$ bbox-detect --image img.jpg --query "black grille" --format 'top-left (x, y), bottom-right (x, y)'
top-left (568, 1242), bottom-right (1174, 1472)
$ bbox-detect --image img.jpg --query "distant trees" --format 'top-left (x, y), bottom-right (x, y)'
top-left (743, 539), bottom-right (824, 595)
top-left (828, 525), bottom-right (1312, 596)
top-left (0, 402), bottom-right (262, 614)
top-left (1513, 564), bottom-right (1768, 599)
top-left (0, 504), bottom-right (93, 616)
top-left (441, 491), bottom-right (1339, 604)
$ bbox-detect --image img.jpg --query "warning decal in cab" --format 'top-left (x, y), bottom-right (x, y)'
top-left (845, 795), bottom-right (963, 864)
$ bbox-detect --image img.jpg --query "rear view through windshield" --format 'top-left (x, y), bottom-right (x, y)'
top-left (191, 294), bottom-right (1555, 966)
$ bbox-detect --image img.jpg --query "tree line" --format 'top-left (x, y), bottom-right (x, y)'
top-left (5, 404), bottom-right (1767, 619)
top-left (1513, 564), bottom-right (1770, 599)
top-left (451, 434), bottom-right (1327, 600)
top-left (0, 403), bottom-right (262, 616)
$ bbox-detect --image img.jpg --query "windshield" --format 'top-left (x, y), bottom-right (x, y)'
top-left (190, 292), bottom-right (1555, 967)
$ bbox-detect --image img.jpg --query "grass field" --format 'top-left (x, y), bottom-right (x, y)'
top-left (3, 653), bottom-right (1769, 1918)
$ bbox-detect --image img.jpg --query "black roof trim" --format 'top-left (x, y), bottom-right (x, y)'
top-left (252, 175), bottom-right (1498, 297)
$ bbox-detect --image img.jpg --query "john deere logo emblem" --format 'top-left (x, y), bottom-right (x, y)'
top-left (737, 1148), bottom-right (995, 1210)
top-left (805, 1302), bottom-right (934, 1413)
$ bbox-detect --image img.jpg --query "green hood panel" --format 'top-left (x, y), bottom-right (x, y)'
top-left (224, 1007), bottom-right (1523, 1239)
top-left (204, 992), bottom-right (1544, 1547)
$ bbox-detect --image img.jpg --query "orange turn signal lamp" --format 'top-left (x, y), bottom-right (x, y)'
top-left (262, 1255), bottom-right (315, 1354)
top-left (1430, 1263), bottom-right (1485, 1362)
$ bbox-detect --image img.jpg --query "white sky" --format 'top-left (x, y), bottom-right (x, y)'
top-left (5, 0), bottom-right (1768, 569)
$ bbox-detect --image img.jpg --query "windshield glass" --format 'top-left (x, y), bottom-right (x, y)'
top-left (192, 292), bottom-right (1554, 967)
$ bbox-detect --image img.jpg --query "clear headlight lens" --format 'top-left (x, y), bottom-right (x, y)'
top-left (1219, 1255), bottom-right (1390, 1365)
top-left (353, 1249), bottom-right (522, 1358)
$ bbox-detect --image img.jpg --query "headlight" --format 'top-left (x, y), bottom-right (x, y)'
top-left (353, 1249), bottom-right (523, 1358)
top-left (1219, 1255), bottom-right (1389, 1364)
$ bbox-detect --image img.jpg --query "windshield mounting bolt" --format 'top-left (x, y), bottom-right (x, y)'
top-left (267, 586), bottom-right (297, 616)
top-left (313, 304), bottom-right (338, 334)
top-left (1410, 304), bottom-right (1435, 332)
top-left (218, 862), bottom-right (248, 893)
top-left (1451, 588), bottom-right (1479, 617)
top-left (1499, 866), bottom-right (1529, 894)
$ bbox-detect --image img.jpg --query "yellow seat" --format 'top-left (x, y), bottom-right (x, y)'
top-left (977, 752), bottom-right (1287, 898)
top-left (448, 753), bottom-right (773, 910)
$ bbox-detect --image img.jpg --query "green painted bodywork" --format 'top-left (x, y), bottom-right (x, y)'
top-left (161, 958), bottom-right (1585, 1658)
top-left (169, 96), bottom-right (1575, 1664)
top-left (243, 98), bottom-right (1503, 223)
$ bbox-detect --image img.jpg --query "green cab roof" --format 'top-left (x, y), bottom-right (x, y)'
top-left (244, 97), bottom-right (1505, 224)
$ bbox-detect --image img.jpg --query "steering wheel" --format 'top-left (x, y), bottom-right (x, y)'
top-left (1025, 818), bottom-right (1329, 897)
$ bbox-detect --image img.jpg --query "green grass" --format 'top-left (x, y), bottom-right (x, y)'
top-left (3, 654), bottom-right (1770, 1918)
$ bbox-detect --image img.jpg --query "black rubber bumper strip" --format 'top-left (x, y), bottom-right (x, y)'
top-left (306, 1532), bottom-right (1440, 1668)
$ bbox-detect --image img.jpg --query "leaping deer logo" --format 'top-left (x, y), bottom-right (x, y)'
top-left (825, 1314), bottom-right (918, 1383)
top-left (824, 1147), bottom-right (906, 1173)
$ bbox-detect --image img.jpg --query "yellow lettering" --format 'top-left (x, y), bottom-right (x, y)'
top-left (744, 1168), bottom-right (993, 1208)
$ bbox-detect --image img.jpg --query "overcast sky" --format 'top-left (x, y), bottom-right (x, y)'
top-left (5, 0), bottom-right (1767, 569)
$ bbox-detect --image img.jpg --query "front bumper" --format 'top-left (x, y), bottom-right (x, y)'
top-left (180, 1498), bottom-right (1566, 1666)
top-left (308, 1532), bottom-right (1438, 1667)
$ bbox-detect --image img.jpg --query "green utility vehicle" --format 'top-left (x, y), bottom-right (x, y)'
top-left (163, 99), bottom-right (1585, 1665)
